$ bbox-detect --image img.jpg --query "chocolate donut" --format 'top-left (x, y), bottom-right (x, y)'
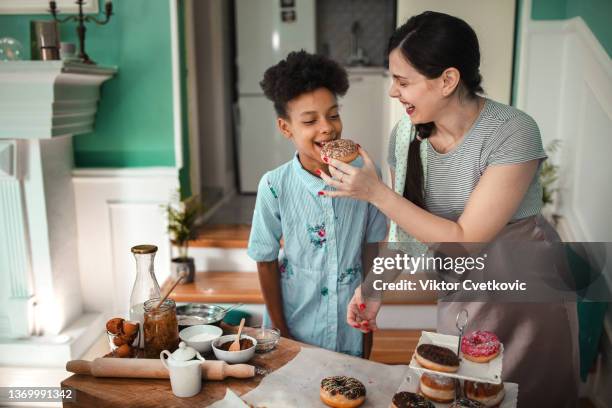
top-left (449, 397), bottom-right (486, 408)
top-left (320, 376), bottom-right (366, 408)
top-left (391, 391), bottom-right (434, 408)
top-left (320, 139), bottom-right (359, 163)
top-left (415, 344), bottom-right (460, 373)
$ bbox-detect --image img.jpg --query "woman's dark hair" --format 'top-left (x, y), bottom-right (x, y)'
top-left (260, 50), bottom-right (349, 118)
top-left (388, 11), bottom-right (483, 208)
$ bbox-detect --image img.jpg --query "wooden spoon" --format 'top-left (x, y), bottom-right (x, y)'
top-left (153, 272), bottom-right (185, 311)
top-left (229, 318), bottom-right (246, 352)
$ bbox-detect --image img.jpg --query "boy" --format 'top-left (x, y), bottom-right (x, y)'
top-left (247, 51), bottom-right (386, 356)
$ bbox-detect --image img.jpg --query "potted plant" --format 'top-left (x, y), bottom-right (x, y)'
top-left (164, 190), bottom-right (204, 284)
top-left (540, 139), bottom-right (562, 225)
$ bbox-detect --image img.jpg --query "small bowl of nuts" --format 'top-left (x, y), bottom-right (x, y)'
top-left (106, 317), bottom-right (140, 358)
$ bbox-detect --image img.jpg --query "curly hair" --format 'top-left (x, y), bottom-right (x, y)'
top-left (260, 50), bottom-right (349, 118)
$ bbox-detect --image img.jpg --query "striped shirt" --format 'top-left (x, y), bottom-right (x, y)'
top-left (247, 153), bottom-right (387, 356)
top-left (388, 98), bottom-right (547, 221)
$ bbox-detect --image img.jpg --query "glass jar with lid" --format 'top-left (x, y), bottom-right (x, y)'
top-left (143, 298), bottom-right (180, 358)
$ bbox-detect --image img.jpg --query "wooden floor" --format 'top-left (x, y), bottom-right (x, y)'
top-left (190, 224), bottom-right (251, 248)
top-left (370, 329), bottom-right (421, 365)
top-left (165, 271), bottom-right (264, 304)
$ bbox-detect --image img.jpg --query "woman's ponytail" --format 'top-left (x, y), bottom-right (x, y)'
top-left (403, 123), bottom-right (433, 208)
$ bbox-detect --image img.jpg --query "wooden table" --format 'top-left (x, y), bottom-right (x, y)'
top-left (61, 336), bottom-right (305, 407)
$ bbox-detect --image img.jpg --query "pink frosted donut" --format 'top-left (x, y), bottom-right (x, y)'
top-left (461, 331), bottom-right (501, 363)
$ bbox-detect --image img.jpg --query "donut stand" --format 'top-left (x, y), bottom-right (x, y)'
top-left (401, 310), bottom-right (518, 407)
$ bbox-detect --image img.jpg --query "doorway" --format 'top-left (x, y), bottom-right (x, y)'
top-left (185, 0), bottom-right (261, 228)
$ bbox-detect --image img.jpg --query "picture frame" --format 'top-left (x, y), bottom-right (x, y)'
top-left (281, 10), bottom-right (296, 23)
top-left (0, 0), bottom-right (99, 14)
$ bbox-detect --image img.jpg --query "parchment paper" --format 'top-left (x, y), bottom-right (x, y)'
top-left (238, 347), bottom-right (410, 407)
top-left (207, 388), bottom-right (250, 408)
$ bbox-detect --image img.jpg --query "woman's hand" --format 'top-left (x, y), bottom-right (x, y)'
top-left (347, 286), bottom-right (382, 333)
top-left (318, 147), bottom-right (387, 202)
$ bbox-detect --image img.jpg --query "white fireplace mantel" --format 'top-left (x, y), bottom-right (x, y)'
top-left (0, 61), bottom-right (116, 365)
top-left (0, 61), bottom-right (117, 139)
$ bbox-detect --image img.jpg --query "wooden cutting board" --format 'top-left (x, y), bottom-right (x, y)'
top-left (61, 336), bottom-right (304, 407)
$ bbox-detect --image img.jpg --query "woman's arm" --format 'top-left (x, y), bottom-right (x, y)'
top-left (256, 260), bottom-right (292, 338)
top-left (320, 148), bottom-right (539, 243)
top-left (378, 160), bottom-right (538, 242)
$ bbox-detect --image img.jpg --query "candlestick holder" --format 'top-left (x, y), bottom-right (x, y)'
top-left (49, 0), bottom-right (113, 65)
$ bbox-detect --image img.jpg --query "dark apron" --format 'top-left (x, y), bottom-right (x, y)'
top-left (437, 215), bottom-right (580, 408)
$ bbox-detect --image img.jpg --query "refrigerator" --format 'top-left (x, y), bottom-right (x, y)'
top-left (235, 0), bottom-right (316, 193)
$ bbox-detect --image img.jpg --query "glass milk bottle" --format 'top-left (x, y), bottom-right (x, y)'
top-left (129, 245), bottom-right (162, 348)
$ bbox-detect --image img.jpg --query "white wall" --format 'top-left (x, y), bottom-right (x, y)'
top-left (516, 3), bottom-right (612, 406)
top-left (396, 0), bottom-right (516, 104)
top-left (73, 168), bottom-right (178, 318)
top-left (516, 16), bottom-right (612, 242)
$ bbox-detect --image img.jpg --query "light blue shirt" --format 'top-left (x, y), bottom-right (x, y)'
top-left (247, 153), bottom-right (387, 356)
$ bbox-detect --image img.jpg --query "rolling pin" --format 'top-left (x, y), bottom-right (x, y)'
top-left (66, 358), bottom-right (255, 381)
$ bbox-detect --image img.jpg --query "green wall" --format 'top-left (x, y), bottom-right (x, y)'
top-left (532, 0), bottom-right (612, 56)
top-left (0, 0), bottom-right (178, 168)
top-left (511, 0), bottom-right (524, 106)
top-left (531, 0), bottom-right (568, 20)
top-left (512, 0), bottom-right (611, 105)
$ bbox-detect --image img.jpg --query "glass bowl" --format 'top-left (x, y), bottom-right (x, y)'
top-left (0, 37), bottom-right (24, 61)
top-left (107, 330), bottom-right (139, 358)
top-left (242, 326), bottom-right (281, 353)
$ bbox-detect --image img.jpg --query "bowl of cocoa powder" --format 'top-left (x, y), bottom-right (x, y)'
top-left (212, 334), bottom-right (257, 363)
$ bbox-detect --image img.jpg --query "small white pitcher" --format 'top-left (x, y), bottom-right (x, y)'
top-left (160, 341), bottom-right (205, 398)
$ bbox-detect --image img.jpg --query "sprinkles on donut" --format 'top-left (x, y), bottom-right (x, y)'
top-left (449, 397), bottom-right (486, 408)
top-left (320, 376), bottom-right (366, 408)
top-left (461, 331), bottom-right (501, 363)
top-left (321, 139), bottom-right (359, 163)
top-left (391, 391), bottom-right (434, 408)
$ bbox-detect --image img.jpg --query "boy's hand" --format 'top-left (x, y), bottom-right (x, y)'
top-left (318, 147), bottom-right (386, 202)
top-left (278, 325), bottom-right (294, 340)
top-left (347, 286), bottom-right (381, 334)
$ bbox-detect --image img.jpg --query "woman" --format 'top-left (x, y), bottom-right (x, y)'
top-left (319, 11), bottom-right (579, 407)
